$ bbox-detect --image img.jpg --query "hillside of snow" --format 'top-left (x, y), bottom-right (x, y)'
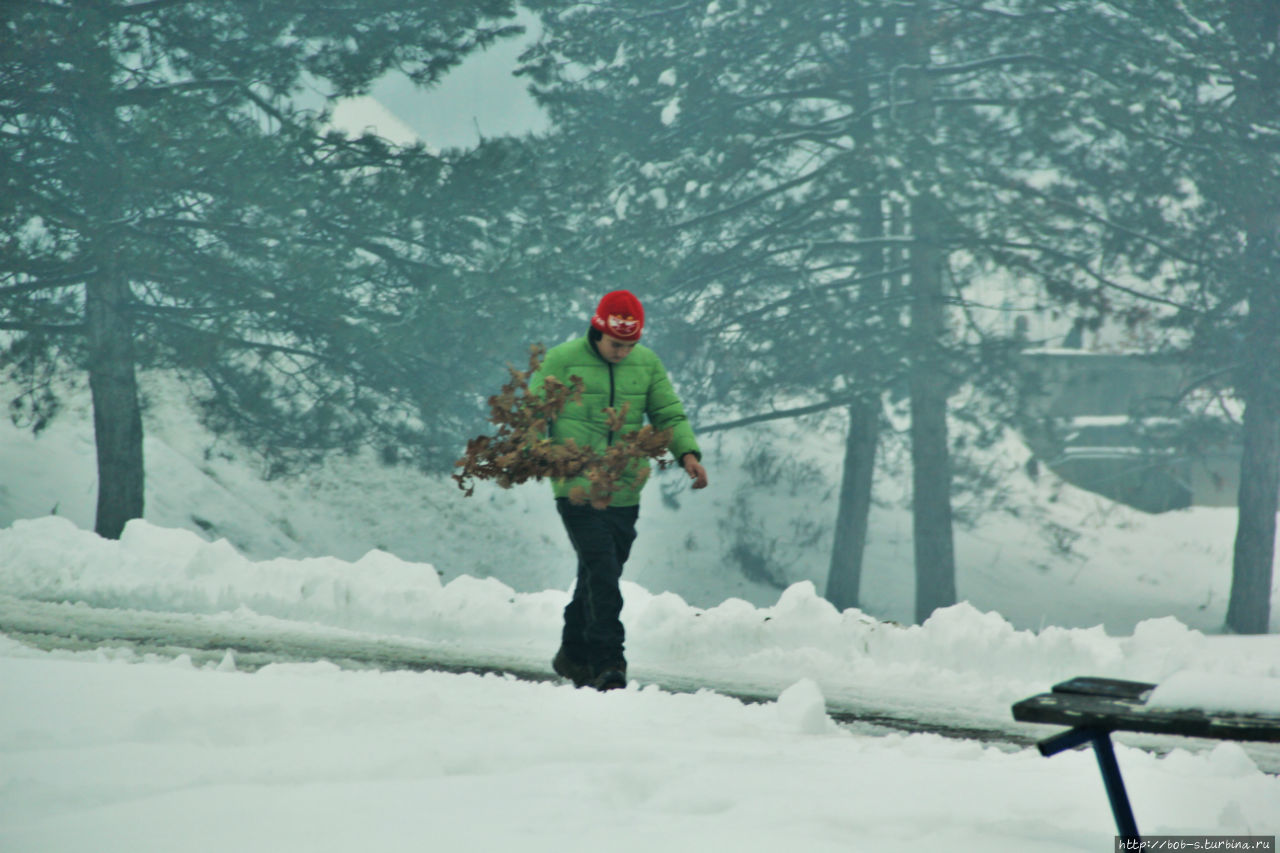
top-left (0, 371), bottom-right (1263, 634)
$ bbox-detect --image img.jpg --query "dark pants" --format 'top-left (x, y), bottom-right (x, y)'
top-left (556, 498), bottom-right (639, 670)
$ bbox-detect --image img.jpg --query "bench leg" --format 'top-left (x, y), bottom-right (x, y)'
top-left (1037, 726), bottom-right (1140, 841)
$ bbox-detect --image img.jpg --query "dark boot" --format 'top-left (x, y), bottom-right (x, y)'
top-left (590, 660), bottom-right (627, 692)
top-left (552, 647), bottom-right (594, 688)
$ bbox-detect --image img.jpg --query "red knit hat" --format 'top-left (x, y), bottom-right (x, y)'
top-left (590, 290), bottom-right (644, 341)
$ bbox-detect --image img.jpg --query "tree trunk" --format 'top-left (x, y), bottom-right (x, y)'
top-left (1224, 0), bottom-right (1279, 634)
top-left (907, 194), bottom-right (957, 624)
top-left (905, 1), bottom-right (957, 624)
top-left (86, 270), bottom-right (145, 540)
top-left (823, 11), bottom-right (893, 614)
top-left (1226, 267), bottom-right (1280, 634)
top-left (79, 7), bottom-right (145, 539)
top-left (825, 400), bottom-right (879, 610)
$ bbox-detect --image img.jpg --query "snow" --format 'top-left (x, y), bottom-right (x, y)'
top-left (3, 638), bottom-right (1278, 852)
top-left (2, 375), bottom-right (1279, 850)
top-left (1149, 672), bottom-right (1280, 716)
top-left (2, 520), bottom-right (1280, 850)
top-left (661, 96), bottom-right (681, 126)
top-left (0, 662), bottom-right (1275, 853)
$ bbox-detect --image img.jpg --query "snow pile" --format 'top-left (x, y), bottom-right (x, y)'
top-left (775, 678), bottom-right (835, 734)
top-left (5, 516), bottom-right (1279, 725)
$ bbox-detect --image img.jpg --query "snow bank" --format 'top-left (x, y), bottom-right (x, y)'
top-left (5, 518), bottom-right (1279, 717)
top-left (1, 370), bottom-right (1261, 637)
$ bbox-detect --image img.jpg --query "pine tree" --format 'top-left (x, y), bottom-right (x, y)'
top-left (1043, 1), bottom-right (1280, 633)
top-left (1, 1), bottom-right (524, 537)
top-left (519, 0), bottom-right (1121, 621)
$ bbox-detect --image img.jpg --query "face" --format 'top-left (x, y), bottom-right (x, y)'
top-left (597, 333), bottom-right (638, 364)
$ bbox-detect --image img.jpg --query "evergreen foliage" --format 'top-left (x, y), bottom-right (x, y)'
top-left (517, 0), bottom-right (1278, 629)
top-left (516, 0), bottom-right (1126, 620)
top-left (1, 1), bottom-right (527, 536)
top-left (3, 1), bottom-right (1274, 631)
top-left (1045, 1), bottom-right (1280, 633)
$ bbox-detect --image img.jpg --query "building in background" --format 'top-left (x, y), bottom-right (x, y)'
top-left (1018, 348), bottom-right (1246, 512)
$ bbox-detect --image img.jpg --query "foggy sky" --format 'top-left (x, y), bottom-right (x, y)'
top-left (371, 8), bottom-right (547, 150)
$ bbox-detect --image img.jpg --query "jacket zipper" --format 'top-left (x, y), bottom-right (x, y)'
top-left (606, 361), bottom-right (616, 446)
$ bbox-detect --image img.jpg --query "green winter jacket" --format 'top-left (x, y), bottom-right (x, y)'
top-left (529, 335), bottom-right (700, 507)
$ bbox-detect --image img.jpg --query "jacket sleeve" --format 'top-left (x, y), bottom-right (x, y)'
top-left (646, 355), bottom-right (700, 461)
top-left (527, 345), bottom-right (566, 437)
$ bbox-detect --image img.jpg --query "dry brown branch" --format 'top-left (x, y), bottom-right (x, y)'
top-left (454, 345), bottom-right (673, 507)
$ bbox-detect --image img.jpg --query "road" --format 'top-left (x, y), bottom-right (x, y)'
top-left (3, 594), bottom-right (1277, 772)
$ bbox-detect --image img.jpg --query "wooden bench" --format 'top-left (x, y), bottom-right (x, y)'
top-left (1012, 676), bottom-right (1280, 841)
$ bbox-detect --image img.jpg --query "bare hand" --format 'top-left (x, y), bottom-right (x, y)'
top-left (682, 454), bottom-right (709, 490)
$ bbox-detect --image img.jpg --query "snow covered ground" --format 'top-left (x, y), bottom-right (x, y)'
top-left (2, 374), bottom-right (1279, 851)
top-left (3, 642), bottom-right (1277, 853)
top-left (1, 519), bottom-right (1279, 851)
